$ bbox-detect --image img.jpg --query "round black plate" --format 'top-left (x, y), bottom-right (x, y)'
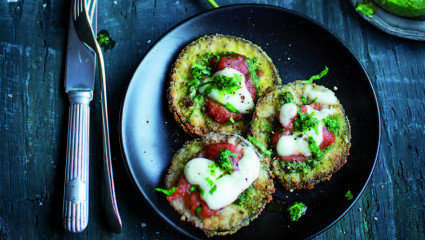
top-left (120, 4), bottom-right (380, 240)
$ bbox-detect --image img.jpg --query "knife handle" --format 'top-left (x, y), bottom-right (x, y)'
top-left (63, 91), bottom-right (92, 233)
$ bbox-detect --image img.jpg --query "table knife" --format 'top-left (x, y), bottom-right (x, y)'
top-left (62, 0), bottom-right (97, 233)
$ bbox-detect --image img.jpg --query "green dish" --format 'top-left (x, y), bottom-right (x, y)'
top-left (374, 0), bottom-right (425, 17)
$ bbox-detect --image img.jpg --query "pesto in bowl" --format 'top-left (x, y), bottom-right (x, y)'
top-left (375, 0), bottom-right (425, 17)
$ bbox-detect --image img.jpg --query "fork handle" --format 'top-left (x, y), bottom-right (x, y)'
top-left (63, 91), bottom-right (92, 233)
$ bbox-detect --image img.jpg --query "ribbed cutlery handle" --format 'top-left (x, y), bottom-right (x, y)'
top-left (63, 91), bottom-right (92, 233)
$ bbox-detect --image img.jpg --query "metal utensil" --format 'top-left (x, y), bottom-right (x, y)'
top-left (62, 0), bottom-right (97, 233)
top-left (63, 0), bottom-right (122, 233)
top-left (72, 0), bottom-right (122, 233)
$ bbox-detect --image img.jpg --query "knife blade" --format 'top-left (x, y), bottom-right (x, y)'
top-left (62, 0), bottom-right (97, 233)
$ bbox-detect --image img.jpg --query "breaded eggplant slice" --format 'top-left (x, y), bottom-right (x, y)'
top-left (251, 81), bottom-right (351, 190)
top-left (168, 34), bottom-right (280, 137)
top-left (164, 133), bottom-right (275, 237)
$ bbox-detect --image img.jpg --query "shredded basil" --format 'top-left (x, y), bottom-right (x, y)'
top-left (154, 184), bottom-right (178, 196)
top-left (305, 66), bottom-right (329, 84)
top-left (205, 177), bottom-right (214, 186)
top-left (225, 103), bottom-right (240, 114)
top-left (195, 205), bottom-right (202, 218)
top-left (209, 185), bottom-right (217, 195)
top-left (248, 136), bottom-right (272, 157)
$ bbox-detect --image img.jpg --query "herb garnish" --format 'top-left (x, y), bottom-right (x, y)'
top-left (247, 57), bottom-right (260, 90)
top-left (235, 185), bottom-right (253, 206)
top-left (216, 149), bottom-right (237, 172)
top-left (97, 30), bottom-right (116, 51)
top-left (201, 73), bottom-right (242, 97)
top-left (287, 202), bottom-right (307, 221)
top-left (209, 185), bottom-right (217, 195)
top-left (225, 103), bottom-right (240, 114)
top-left (195, 205), bottom-right (203, 218)
top-left (154, 184), bottom-right (178, 196)
top-left (305, 66), bottom-right (329, 84)
top-left (293, 111), bottom-right (319, 134)
top-left (345, 190), bottom-right (354, 201)
top-left (323, 116), bottom-right (341, 134)
top-left (248, 136), bottom-right (272, 156)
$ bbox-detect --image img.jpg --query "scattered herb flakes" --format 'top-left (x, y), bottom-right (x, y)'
top-left (97, 29), bottom-right (116, 51)
top-left (154, 184), bottom-right (178, 196)
top-left (345, 190), bottom-right (354, 201)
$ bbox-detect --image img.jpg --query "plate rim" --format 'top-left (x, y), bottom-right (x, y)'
top-left (349, 0), bottom-right (425, 41)
top-left (119, 3), bottom-right (382, 239)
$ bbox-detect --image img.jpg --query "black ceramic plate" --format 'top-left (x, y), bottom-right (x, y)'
top-left (349, 0), bottom-right (425, 41)
top-left (120, 4), bottom-right (380, 240)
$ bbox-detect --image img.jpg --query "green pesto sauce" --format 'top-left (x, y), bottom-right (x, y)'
top-left (375, 0), bottom-right (425, 17)
top-left (287, 202), bottom-right (307, 221)
top-left (356, 0), bottom-right (378, 18)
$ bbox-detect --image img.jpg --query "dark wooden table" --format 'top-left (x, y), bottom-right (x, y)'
top-left (1, 0), bottom-right (424, 239)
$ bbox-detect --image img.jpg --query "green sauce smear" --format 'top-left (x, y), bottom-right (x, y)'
top-left (287, 202), bottom-right (307, 222)
top-left (375, 0), bottom-right (425, 17)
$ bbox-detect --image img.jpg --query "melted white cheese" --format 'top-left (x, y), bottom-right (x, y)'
top-left (304, 85), bottom-right (338, 105)
top-left (200, 68), bottom-right (254, 114)
top-left (276, 123), bottom-right (324, 157)
top-left (279, 103), bottom-right (298, 128)
top-left (184, 146), bottom-right (260, 210)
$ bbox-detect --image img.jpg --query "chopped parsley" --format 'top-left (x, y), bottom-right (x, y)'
top-left (323, 116), bottom-right (341, 134)
top-left (154, 184), bottom-right (178, 196)
top-left (216, 149), bottom-right (237, 172)
top-left (248, 136), bottom-right (273, 157)
top-left (287, 202), bottom-right (307, 221)
top-left (228, 116), bottom-right (235, 124)
top-left (345, 190), bottom-right (354, 201)
top-left (305, 66), bottom-right (329, 84)
top-left (225, 103), bottom-right (240, 114)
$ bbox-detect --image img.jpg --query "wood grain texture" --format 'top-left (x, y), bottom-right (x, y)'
top-left (0, 0), bottom-right (424, 239)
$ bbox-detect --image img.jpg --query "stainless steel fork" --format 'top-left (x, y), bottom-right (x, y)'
top-left (68, 0), bottom-right (122, 233)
